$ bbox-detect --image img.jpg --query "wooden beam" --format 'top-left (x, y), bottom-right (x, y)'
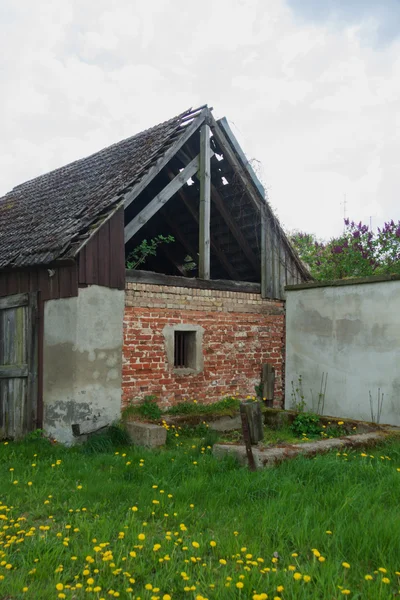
top-left (0, 293), bottom-right (28, 310)
top-left (261, 204), bottom-right (274, 298)
top-left (198, 123), bottom-right (211, 279)
top-left (126, 269), bottom-right (263, 294)
top-left (208, 114), bottom-right (261, 212)
top-left (177, 143), bottom-right (260, 277)
top-left (211, 184), bottom-right (259, 275)
top-left (124, 155), bottom-right (200, 243)
top-left (123, 108), bottom-right (208, 210)
top-left (209, 113), bottom-right (311, 282)
top-left (0, 365), bottom-right (29, 379)
top-left (166, 171), bottom-right (240, 281)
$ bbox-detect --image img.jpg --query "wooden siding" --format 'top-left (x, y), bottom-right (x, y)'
top-left (78, 207), bottom-right (125, 290)
top-left (0, 293), bottom-right (38, 438)
top-left (0, 265), bottom-right (78, 300)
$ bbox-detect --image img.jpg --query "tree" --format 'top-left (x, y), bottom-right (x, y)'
top-left (290, 219), bottom-right (400, 281)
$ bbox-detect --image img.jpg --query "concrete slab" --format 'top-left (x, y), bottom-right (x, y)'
top-left (213, 431), bottom-right (387, 469)
top-left (126, 421), bottom-right (167, 448)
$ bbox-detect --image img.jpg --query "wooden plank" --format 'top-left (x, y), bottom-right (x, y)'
top-left (0, 365), bottom-right (28, 378)
top-left (124, 155), bottom-right (202, 242)
top-left (265, 214), bottom-right (275, 299)
top-left (98, 221), bottom-right (111, 286)
top-left (211, 184), bottom-right (259, 275)
top-left (217, 117), bottom-right (266, 200)
top-left (279, 245), bottom-right (287, 298)
top-left (0, 293), bottom-right (28, 310)
top-left (78, 247), bottom-right (87, 284)
top-left (199, 123), bottom-right (211, 279)
top-left (262, 363), bottom-right (275, 407)
top-left (123, 108), bottom-right (208, 210)
top-left (126, 269), bottom-right (261, 293)
top-left (109, 207), bottom-right (125, 290)
top-left (239, 403), bottom-right (257, 471)
top-left (26, 293), bottom-right (38, 432)
top-left (209, 114), bottom-right (261, 212)
top-left (36, 293), bottom-right (44, 429)
top-left (260, 205), bottom-right (269, 298)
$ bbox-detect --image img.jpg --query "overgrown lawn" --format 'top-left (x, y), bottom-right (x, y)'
top-left (1, 433), bottom-right (400, 599)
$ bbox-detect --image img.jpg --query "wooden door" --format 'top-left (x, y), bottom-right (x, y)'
top-left (0, 293), bottom-right (38, 439)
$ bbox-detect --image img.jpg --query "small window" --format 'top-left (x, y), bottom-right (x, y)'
top-left (163, 324), bottom-right (204, 374)
top-left (174, 331), bottom-right (196, 369)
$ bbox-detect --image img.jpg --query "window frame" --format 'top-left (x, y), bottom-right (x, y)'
top-left (162, 324), bottom-right (204, 375)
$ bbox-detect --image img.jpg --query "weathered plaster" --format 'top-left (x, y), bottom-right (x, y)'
top-left (43, 285), bottom-right (125, 444)
top-left (285, 280), bottom-right (400, 426)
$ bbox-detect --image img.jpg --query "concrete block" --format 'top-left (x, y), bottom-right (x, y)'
top-left (208, 415), bottom-right (242, 432)
top-left (213, 431), bottom-right (386, 470)
top-left (125, 421), bottom-right (167, 448)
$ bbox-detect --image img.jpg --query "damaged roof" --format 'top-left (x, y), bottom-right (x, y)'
top-left (0, 106), bottom-right (203, 268)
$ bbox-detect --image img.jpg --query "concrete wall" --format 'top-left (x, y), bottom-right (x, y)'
top-left (43, 285), bottom-right (125, 444)
top-left (123, 281), bottom-right (285, 407)
top-left (285, 280), bottom-right (400, 425)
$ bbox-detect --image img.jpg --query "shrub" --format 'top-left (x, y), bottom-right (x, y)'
top-left (291, 412), bottom-right (321, 437)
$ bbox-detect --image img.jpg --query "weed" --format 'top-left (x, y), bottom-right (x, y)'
top-left (166, 396), bottom-right (240, 416)
top-left (0, 437), bottom-right (400, 598)
top-left (291, 411), bottom-right (321, 437)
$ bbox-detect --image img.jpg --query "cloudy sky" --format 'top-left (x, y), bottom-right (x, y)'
top-left (1, 0), bottom-right (399, 239)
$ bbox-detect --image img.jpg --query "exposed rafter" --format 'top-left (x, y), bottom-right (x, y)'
top-left (178, 146), bottom-right (259, 277)
top-left (123, 107), bottom-right (209, 210)
top-left (198, 123), bottom-right (211, 279)
top-left (124, 155), bottom-right (200, 243)
top-left (166, 170), bottom-right (240, 281)
top-left (210, 184), bottom-right (259, 276)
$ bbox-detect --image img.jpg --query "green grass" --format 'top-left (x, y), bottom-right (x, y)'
top-left (122, 397), bottom-right (241, 422)
top-left (1, 434), bottom-right (400, 599)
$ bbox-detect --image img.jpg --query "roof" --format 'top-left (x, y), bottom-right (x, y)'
top-left (0, 106), bottom-right (203, 268)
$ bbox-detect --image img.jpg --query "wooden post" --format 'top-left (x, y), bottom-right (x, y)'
top-left (262, 363), bottom-right (275, 408)
top-left (239, 404), bottom-right (256, 471)
top-left (199, 123), bottom-right (211, 279)
top-left (241, 401), bottom-right (264, 444)
top-left (261, 204), bottom-right (274, 298)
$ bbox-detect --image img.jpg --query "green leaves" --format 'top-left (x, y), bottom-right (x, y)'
top-left (289, 219), bottom-right (400, 281)
top-left (126, 234), bottom-right (175, 270)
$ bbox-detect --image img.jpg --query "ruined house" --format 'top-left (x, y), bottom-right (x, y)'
top-left (0, 105), bottom-right (310, 443)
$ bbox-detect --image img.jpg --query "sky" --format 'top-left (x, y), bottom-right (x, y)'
top-left (1, 0), bottom-right (399, 240)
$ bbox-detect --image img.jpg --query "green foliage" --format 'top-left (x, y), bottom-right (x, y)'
top-left (23, 428), bottom-right (46, 442)
top-left (290, 376), bottom-right (306, 412)
top-left (291, 411), bottom-right (321, 437)
top-left (122, 396), bottom-right (162, 422)
top-left (126, 234), bottom-right (175, 269)
top-left (254, 382), bottom-right (263, 400)
top-left (137, 395), bottom-right (162, 421)
top-left (1, 435), bottom-right (400, 598)
top-left (82, 423), bottom-right (131, 453)
top-left (290, 218), bottom-right (400, 281)
top-left (165, 396), bottom-right (240, 416)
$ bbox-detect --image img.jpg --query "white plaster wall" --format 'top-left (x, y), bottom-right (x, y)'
top-left (43, 285), bottom-right (125, 444)
top-left (285, 281), bottom-right (400, 425)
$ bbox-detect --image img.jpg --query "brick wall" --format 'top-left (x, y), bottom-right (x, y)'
top-left (123, 282), bottom-right (285, 408)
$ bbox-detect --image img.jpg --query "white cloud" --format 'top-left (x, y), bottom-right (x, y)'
top-left (1, 0), bottom-right (400, 240)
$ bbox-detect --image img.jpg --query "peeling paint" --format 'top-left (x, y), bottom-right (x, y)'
top-left (43, 285), bottom-right (125, 444)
